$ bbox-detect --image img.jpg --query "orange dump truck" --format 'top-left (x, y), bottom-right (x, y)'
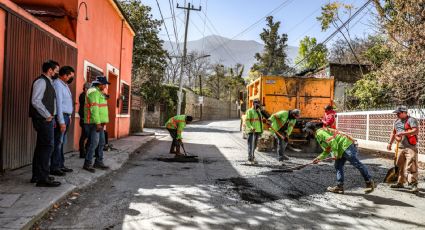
top-left (241, 75), bottom-right (335, 150)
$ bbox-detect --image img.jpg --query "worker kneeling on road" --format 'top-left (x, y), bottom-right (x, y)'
top-left (304, 123), bottom-right (375, 194)
top-left (165, 115), bottom-right (193, 156)
top-left (245, 99), bottom-right (266, 164)
top-left (269, 109), bottom-right (300, 162)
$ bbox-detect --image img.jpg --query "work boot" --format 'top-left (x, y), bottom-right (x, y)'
top-left (252, 158), bottom-right (259, 165)
top-left (93, 162), bottom-right (109, 170)
top-left (409, 183), bottom-right (419, 193)
top-left (83, 164), bottom-right (96, 173)
top-left (365, 180), bottom-right (375, 194)
top-left (327, 185), bottom-right (344, 194)
top-left (390, 183), bottom-right (404, 189)
top-left (279, 155), bottom-right (290, 161)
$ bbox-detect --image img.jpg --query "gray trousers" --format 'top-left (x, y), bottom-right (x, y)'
top-left (247, 132), bottom-right (260, 161)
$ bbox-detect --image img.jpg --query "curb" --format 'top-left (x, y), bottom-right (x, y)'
top-left (26, 136), bottom-right (155, 230)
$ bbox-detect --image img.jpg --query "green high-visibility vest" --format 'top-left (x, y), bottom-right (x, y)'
top-left (315, 128), bottom-right (354, 160)
top-left (84, 87), bottom-right (109, 124)
top-left (165, 115), bottom-right (187, 139)
top-left (269, 110), bottom-right (296, 135)
top-left (245, 108), bottom-right (263, 133)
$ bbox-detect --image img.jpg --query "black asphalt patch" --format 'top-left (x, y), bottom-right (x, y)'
top-left (216, 177), bottom-right (280, 204)
top-left (155, 157), bottom-right (199, 163)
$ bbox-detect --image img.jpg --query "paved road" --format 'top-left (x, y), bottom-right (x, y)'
top-left (38, 120), bottom-right (425, 229)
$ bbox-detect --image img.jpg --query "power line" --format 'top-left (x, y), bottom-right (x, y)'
top-left (201, 0), bottom-right (208, 51)
top-left (169, 0), bottom-right (181, 54)
top-left (155, 0), bottom-right (176, 55)
top-left (205, 0), bottom-right (295, 54)
top-left (293, 0), bottom-right (372, 69)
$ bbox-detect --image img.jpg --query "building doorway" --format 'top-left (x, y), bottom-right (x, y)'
top-left (106, 72), bottom-right (118, 139)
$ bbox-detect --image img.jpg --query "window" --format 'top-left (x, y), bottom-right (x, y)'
top-left (86, 66), bottom-right (103, 83)
top-left (121, 83), bottom-right (130, 114)
top-left (147, 104), bottom-right (155, 112)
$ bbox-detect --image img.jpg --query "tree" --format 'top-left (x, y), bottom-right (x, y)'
top-left (346, 72), bottom-right (391, 109)
top-left (119, 0), bottom-right (168, 102)
top-left (371, 0), bottom-right (425, 105)
top-left (165, 57), bottom-right (180, 84)
top-left (251, 16), bottom-right (291, 75)
top-left (185, 51), bottom-right (211, 89)
top-left (206, 64), bottom-right (226, 99)
top-left (317, 1), bottom-right (364, 72)
top-left (329, 35), bottom-right (392, 68)
top-left (295, 36), bottom-right (328, 70)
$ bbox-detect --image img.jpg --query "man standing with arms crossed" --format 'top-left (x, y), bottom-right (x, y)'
top-left (387, 106), bottom-right (419, 193)
top-left (29, 60), bottom-right (61, 187)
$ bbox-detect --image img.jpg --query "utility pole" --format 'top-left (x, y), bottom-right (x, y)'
top-left (176, 3), bottom-right (201, 115)
top-left (199, 74), bottom-right (203, 120)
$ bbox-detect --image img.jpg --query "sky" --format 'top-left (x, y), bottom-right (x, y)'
top-left (142, 0), bottom-right (378, 48)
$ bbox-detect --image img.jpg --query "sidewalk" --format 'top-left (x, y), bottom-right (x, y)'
top-left (0, 134), bottom-right (155, 230)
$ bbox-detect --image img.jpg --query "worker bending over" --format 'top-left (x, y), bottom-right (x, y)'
top-left (269, 109), bottom-right (300, 161)
top-left (165, 115), bottom-right (193, 156)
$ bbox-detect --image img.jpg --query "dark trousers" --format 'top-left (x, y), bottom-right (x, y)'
top-left (79, 121), bottom-right (88, 155)
top-left (51, 114), bottom-right (70, 171)
top-left (247, 132), bottom-right (260, 161)
top-left (167, 129), bottom-right (180, 152)
top-left (32, 118), bottom-right (54, 181)
top-left (275, 132), bottom-right (288, 161)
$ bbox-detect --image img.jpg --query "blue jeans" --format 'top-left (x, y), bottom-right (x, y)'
top-left (335, 144), bottom-right (372, 186)
top-left (247, 133), bottom-right (260, 161)
top-left (84, 124), bottom-right (105, 166)
top-left (31, 118), bottom-right (54, 181)
top-left (51, 114), bottom-right (70, 171)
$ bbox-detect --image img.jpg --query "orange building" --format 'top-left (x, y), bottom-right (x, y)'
top-left (0, 0), bottom-right (134, 171)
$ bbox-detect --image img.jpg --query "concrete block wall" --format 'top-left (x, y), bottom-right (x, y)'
top-left (185, 91), bottom-right (239, 121)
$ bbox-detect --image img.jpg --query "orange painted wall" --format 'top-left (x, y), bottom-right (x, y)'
top-left (72, 0), bottom-right (134, 149)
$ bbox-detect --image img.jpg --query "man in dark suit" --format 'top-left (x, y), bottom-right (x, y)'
top-left (29, 60), bottom-right (62, 187)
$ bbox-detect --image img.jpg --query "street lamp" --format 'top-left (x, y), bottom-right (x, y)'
top-left (176, 54), bottom-right (210, 115)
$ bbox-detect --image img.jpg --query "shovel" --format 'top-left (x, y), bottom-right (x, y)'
top-left (179, 142), bottom-right (198, 158)
top-left (272, 157), bottom-right (336, 173)
top-left (384, 141), bottom-right (399, 183)
top-left (271, 127), bottom-right (302, 153)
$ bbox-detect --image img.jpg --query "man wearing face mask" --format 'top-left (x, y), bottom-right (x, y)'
top-left (29, 60), bottom-right (61, 187)
top-left (51, 66), bottom-right (75, 176)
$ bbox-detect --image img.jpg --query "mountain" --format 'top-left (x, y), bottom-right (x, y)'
top-left (163, 35), bottom-right (298, 76)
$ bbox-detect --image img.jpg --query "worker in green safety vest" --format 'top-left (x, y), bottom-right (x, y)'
top-left (303, 122), bottom-right (375, 194)
top-left (165, 115), bottom-right (193, 156)
top-left (269, 109), bottom-right (300, 162)
top-left (245, 99), bottom-right (268, 164)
